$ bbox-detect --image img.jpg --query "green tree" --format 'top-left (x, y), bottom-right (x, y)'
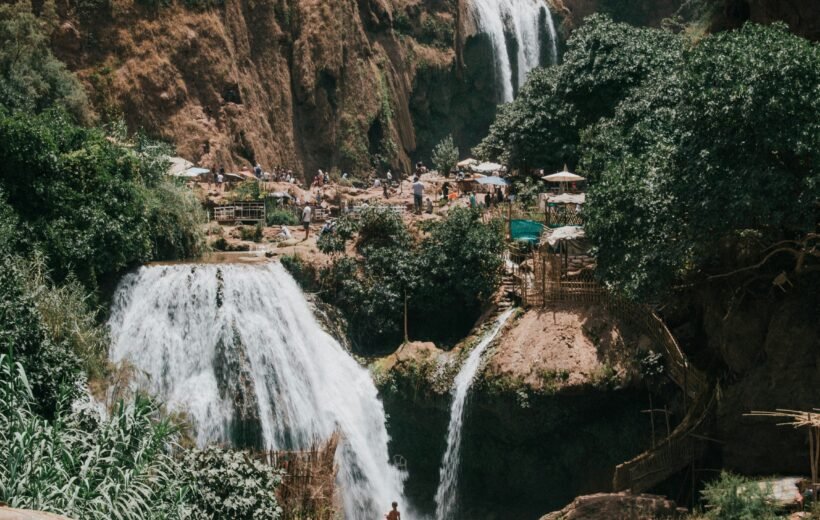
top-left (0, 2), bottom-right (90, 121)
top-left (431, 134), bottom-right (459, 178)
top-left (0, 110), bottom-right (205, 287)
top-left (475, 15), bottom-right (682, 172)
top-left (582, 23), bottom-right (820, 298)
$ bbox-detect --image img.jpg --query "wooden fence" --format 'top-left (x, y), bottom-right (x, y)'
top-left (546, 204), bottom-right (584, 228)
top-left (257, 433), bottom-right (340, 520)
top-left (512, 250), bottom-right (606, 306)
top-left (213, 201), bottom-right (266, 223)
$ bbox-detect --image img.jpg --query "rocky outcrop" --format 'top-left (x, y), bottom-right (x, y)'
top-left (540, 492), bottom-right (683, 520)
top-left (52, 0), bottom-right (462, 176)
top-left (713, 0), bottom-right (820, 40)
top-left (668, 283), bottom-right (820, 477)
top-left (0, 508), bottom-right (74, 520)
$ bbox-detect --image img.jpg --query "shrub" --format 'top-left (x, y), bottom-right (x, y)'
top-left (0, 3), bottom-right (91, 121)
top-left (240, 223), bottom-right (263, 242)
top-left (184, 447), bottom-right (283, 519)
top-left (432, 134), bottom-right (459, 177)
top-left (266, 208), bottom-right (298, 226)
top-left (0, 110), bottom-right (205, 287)
top-left (0, 356), bottom-right (191, 519)
top-left (701, 472), bottom-right (778, 520)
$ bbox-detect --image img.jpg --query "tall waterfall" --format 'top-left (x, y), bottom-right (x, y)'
top-left (471, 0), bottom-right (558, 102)
top-left (108, 263), bottom-right (407, 519)
top-left (434, 308), bottom-right (516, 519)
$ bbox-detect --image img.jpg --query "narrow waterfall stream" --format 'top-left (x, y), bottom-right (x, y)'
top-left (470, 0), bottom-right (558, 102)
top-left (434, 308), bottom-right (516, 519)
top-left (108, 263), bottom-right (407, 519)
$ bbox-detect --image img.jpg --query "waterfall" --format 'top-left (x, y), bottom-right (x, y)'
top-left (108, 263), bottom-right (407, 519)
top-left (470, 0), bottom-right (559, 102)
top-left (434, 308), bottom-right (516, 520)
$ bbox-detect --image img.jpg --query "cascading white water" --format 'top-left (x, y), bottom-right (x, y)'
top-left (434, 308), bottom-right (516, 520)
top-left (108, 263), bottom-right (407, 519)
top-left (470, 0), bottom-right (558, 102)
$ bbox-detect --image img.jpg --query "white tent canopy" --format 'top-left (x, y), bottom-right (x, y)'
top-left (545, 226), bottom-right (585, 246)
top-left (167, 157), bottom-right (193, 176)
top-left (547, 193), bottom-right (585, 204)
top-left (457, 158), bottom-right (478, 168)
top-left (472, 162), bottom-right (503, 174)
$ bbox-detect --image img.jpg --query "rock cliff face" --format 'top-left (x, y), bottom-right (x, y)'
top-left (52, 0), bottom-right (466, 176)
top-left (668, 283), bottom-right (820, 477)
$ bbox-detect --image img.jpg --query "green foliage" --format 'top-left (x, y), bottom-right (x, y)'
top-left (583, 23), bottom-right (820, 298)
top-left (300, 208), bottom-right (503, 353)
top-left (184, 447), bottom-right (283, 520)
top-left (231, 179), bottom-right (261, 201)
top-left (475, 15), bottom-right (682, 171)
top-left (240, 223), bottom-right (263, 242)
top-left (0, 356), bottom-right (192, 519)
top-left (316, 214), bottom-right (358, 255)
top-left (701, 472), bottom-right (778, 520)
top-left (266, 208), bottom-right (298, 226)
top-left (0, 255), bottom-right (83, 416)
top-left (0, 109), bottom-right (205, 287)
top-left (0, 2), bottom-right (90, 121)
top-left (432, 134), bottom-right (459, 177)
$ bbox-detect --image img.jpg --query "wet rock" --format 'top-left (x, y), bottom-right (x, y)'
top-left (540, 492), bottom-right (682, 520)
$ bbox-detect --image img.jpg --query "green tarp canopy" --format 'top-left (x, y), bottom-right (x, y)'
top-left (510, 219), bottom-right (543, 244)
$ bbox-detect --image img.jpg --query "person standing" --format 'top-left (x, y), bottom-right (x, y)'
top-left (385, 502), bottom-right (401, 520)
top-left (301, 203), bottom-right (312, 240)
top-left (469, 191), bottom-right (477, 209)
top-left (412, 177), bottom-right (424, 214)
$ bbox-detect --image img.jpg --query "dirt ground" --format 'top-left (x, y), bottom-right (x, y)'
top-left (485, 304), bottom-right (631, 391)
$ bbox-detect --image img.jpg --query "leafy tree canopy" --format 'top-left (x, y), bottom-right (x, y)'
top-left (582, 23), bottom-right (820, 298)
top-left (0, 2), bottom-right (90, 122)
top-left (475, 14), bottom-right (682, 172)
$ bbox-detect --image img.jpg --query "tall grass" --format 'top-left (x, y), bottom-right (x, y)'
top-left (0, 355), bottom-right (191, 519)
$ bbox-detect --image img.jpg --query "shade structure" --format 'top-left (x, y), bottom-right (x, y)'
top-left (477, 176), bottom-right (511, 186)
top-left (457, 158), bottom-right (478, 168)
top-left (542, 171), bottom-right (585, 183)
top-left (472, 162), bottom-right (503, 174)
top-left (167, 157), bottom-right (193, 176)
top-left (178, 167), bottom-right (209, 178)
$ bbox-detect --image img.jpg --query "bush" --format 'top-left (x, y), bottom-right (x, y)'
top-left (266, 208), bottom-right (298, 226)
top-left (240, 223), bottom-right (263, 242)
top-left (0, 254), bottom-right (82, 416)
top-left (0, 3), bottom-right (90, 121)
top-left (306, 208), bottom-right (504, 353)
top-left (701, 472), bottom-right (778, 520)
top-left (0, 356), bottom-right (191, 519)
top-left (432, 135), bottom-right (459, 177)
top-left (0, 110), bottom-right (205, 287)
top-left (184, 447), bottom-right (283, 519)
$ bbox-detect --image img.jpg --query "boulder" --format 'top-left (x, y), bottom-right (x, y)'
top-left (0, 508), bottom-right (74, 520)
top-left (540, 492), bottom-right (682, 520)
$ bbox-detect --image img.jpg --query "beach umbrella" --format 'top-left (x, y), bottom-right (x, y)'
top-left (477, 176), bottom-right (511, 186)
top-left (542, 164), bottom-right (585, 183)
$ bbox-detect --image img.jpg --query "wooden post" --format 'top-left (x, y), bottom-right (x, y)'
top-left (649, 393), bottom-right (656, 448)
top-left (404, 292), bottom-right (409, 343)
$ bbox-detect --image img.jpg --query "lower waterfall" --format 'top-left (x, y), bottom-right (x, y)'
top-left (434, 308), bottom-right (516, 519)
top-left (108, 263), bottom-right (407, 519)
